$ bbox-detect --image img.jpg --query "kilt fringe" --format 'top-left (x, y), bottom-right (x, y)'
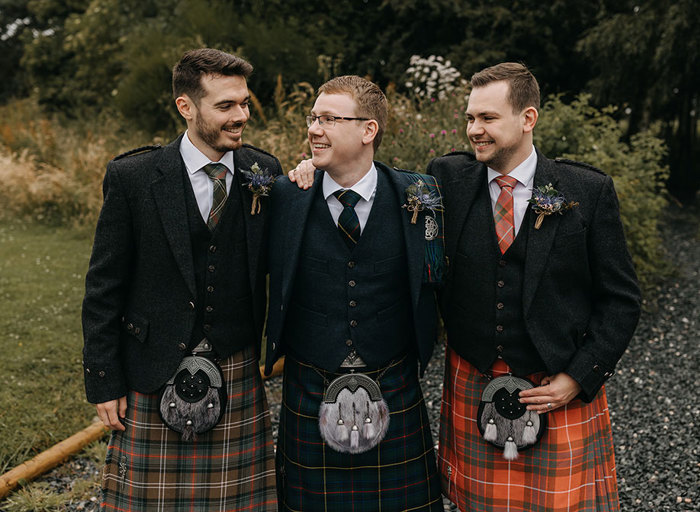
top-left (439, 346), bottom-right (620, 512)
top-left (101, 346), bottom-right (277, 512)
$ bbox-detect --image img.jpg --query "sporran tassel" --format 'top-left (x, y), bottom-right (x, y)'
top-left (522, 413), bottom-right (537, 445)
top-left (503, 436), bottom-right (519, 461)
top-left (483, 418), bottom-right (498, 442)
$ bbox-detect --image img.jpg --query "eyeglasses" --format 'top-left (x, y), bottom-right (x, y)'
top-left (306, 114), bottom-right (370, 128)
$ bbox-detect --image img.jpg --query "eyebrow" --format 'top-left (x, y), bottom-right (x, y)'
top-left (213, 95), bottom-right (250, 107)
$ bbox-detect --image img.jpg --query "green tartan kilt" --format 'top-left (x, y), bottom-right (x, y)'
top-left (277, 354), bottom-right (443, 512)
top-left (101, 345), bottom-right (277, 511)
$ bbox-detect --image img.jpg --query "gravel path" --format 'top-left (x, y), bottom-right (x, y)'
top-left (7, 204), bottom-right (697, 511)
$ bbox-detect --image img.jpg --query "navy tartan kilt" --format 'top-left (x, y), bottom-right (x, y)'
top-left (277, 354), bottom-right (442, 512)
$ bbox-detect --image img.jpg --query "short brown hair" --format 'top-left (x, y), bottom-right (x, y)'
top-left (172, 48), bottom-right (253, 103)
top-left (470, 62), bottom-right (540, 113)
top-left (318, 75), bottom-right (388, 151)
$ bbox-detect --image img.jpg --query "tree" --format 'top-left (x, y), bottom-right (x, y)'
top-left (578, 0), bottom-right (700, 201)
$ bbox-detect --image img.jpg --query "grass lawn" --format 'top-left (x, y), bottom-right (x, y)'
top-left (0, 220), bottom-right (99, 475)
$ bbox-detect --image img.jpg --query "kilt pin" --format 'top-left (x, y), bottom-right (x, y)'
top-left (101, 346), bottom-right (277, 511)
top-left (277, 355), bottom-right (442, 512)
top-left (439, 348), bottom-right (619, 512)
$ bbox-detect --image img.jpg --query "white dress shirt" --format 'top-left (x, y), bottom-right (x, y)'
top-left (179, 131), bottom-right (235, 222)
top-left (322, 164), bottom-right (378, 233)
top-left (487, 146), bottom-right (537, 236)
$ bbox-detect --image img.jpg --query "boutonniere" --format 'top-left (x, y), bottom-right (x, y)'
top-left (402, 179), bottom-right (443, 224)
top-left (240, 162), bottom-right (276, 215)
top-left (528, 183), bottom-right (579, 229)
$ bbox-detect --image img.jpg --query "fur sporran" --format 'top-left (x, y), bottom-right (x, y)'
top-left (158, 355), bottom-right (227, 441)
top-left (318, 373), bottom-right (389, 454)
top-left (476, 375), bottom-right (547, 461)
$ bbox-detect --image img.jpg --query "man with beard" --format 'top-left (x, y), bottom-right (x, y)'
top-left (429, 62), bottom-right (641, 511)
top-left (82, 48), bottom-right (279, 510)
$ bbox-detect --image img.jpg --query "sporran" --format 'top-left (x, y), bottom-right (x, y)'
top-left (476, 375), bottom-right (547, 460)
top-left (318, 373), bottom-right (390, 454)
top-left (159, 352), bottom-right (227, 441)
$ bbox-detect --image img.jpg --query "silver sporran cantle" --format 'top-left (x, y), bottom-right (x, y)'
top-left (318, 373), bottom-right (389, 454)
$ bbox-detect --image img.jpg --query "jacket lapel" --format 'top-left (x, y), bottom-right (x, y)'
top-left (523, 151), bottom-right (561, 315)
top-left (151, 136), bottom-right (196, 297)
top-left (381, 163), bottom-right (424, 311)
top-left (443, 162), bottom-right (487, 270)
top-left (234, 149), bottom-right (266, 293)
top-left (281, 170), bottom-right (324, 303)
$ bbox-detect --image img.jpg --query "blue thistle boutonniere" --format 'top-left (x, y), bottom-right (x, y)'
top-left (240, 162), bottom-right (276, 215)
top-left (528, 183), bottom-right (579, 229)
top-left (402, 179), bottom-right (443, 224)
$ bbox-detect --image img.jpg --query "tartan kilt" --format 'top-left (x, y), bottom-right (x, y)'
top-left (101, 345), bottom-right (277, 512)
top-left (439, 346), bottom-right (620, 512)
top-left (277, 354), bottom-right (443, 512)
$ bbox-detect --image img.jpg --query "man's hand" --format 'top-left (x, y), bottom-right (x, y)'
top-left (518, 372), bottom-right (581, 414)
top-left (96, 396), bottom-right (128, 431)
top-left (288, 159), bottom-right (316, 190)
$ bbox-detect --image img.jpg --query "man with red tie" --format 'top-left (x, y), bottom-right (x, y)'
top-left (428, 62), bottom-right (641, 511)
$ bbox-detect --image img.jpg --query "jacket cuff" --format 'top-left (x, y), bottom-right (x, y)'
top-left (83, 361), bottom-right (127, 404)
top-left (565, 349), bottom-right (616, 402)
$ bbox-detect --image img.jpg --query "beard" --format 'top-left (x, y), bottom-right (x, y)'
top-left (194, 114), bottom-right (245, 154)
top-left (474, 141), bottom-right (519, 174)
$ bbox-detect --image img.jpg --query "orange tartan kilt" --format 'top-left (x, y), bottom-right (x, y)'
top-left (439, 346), bottom-right (620, 512)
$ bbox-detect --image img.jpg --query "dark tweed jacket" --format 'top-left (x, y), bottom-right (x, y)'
top-left (428, 149), bottom-right (641, 401)
top-left (82, 135), bottom-right (281, 404)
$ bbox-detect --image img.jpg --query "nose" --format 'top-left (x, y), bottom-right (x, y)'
top-left (308, 118), bottom-right (323, 137)
top-left (467, 119), bottom-right (483, 138)
top-left (231, 104), bottom-right (249, 123)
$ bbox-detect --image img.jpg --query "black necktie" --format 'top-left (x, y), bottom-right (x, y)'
top-left (333, 189), bottom-right (362, 248)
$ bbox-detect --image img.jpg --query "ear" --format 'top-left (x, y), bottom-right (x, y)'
top-left (361, 119), bottom-right (379, 146)
top-left (522, 107), bottom-right (538, 134)
top-left (175, 95), bottom-right (195, 121)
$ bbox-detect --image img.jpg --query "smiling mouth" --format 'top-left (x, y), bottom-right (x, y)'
top-left (472, 140), bottom-right (493, 147)
top-left (313, 143), bottom-right (330, 150)
top-left (223, 124), bottom-right (245, 134)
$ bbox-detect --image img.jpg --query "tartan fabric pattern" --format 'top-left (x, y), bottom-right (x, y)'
top-left (333, 189), bottom-right (362, 248)
top-left (101, 345), bottom-right (277, 511)
top-left (277, 354), bottom-right (443, 512)
top-left (493, 175), bottom-right (518, 254)
top-left (203, 163), bottom-right (229, 230)
top-left (439, 346), bottom-right (620, 512)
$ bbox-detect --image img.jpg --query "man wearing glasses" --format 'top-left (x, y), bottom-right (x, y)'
top-left (265, 75), bottom-right (444, 511)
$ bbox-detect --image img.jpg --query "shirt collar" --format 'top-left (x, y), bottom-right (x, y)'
top-left (323, 162), bottom-right (378, 202)
top-left (487, 145), bottom-right (537, 188)
top-left (180, 130), bottom-right (235, 175)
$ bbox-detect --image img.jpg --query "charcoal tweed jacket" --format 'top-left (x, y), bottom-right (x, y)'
top-left (428, 149), bottom-right (641, 401)
top-left (82, 135), bottom-right (281, 404)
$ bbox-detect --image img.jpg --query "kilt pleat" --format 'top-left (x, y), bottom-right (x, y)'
top-left (277, 355), bottom-right (443, 512)
top-left (439, 346), bottom-right (620, 512)
top-left (101, 345), bottom-right (277, 512)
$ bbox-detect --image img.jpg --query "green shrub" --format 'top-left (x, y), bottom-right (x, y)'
top-left (535, 94), bottom-right (670, 288)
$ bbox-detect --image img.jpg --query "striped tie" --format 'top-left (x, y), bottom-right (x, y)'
top-left (493, 175), bottom-right (518, 254)
top-left (333, 189), bottom-right (362, 249)
top-left (202, 163), bottom-right (228, 230)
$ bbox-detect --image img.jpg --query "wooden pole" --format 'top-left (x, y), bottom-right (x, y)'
top-left (0, 421), bottom-right (108, 499)
top-left (0, 359), bottom-right (285, 499)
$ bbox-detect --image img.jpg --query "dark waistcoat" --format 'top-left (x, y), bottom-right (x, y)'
top-left (184, 171), bottom-right (256, 354)
top-left (284, 171), bottom-right (414, 371)
top-left (447, 183), bottom-right (545, 375)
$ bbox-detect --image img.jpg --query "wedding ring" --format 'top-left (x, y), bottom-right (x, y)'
top-left (547, 402), bottom-right (552, 409)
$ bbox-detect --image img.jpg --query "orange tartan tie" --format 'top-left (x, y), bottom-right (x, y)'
top-left (493, 175), bottom-right (518, 254)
